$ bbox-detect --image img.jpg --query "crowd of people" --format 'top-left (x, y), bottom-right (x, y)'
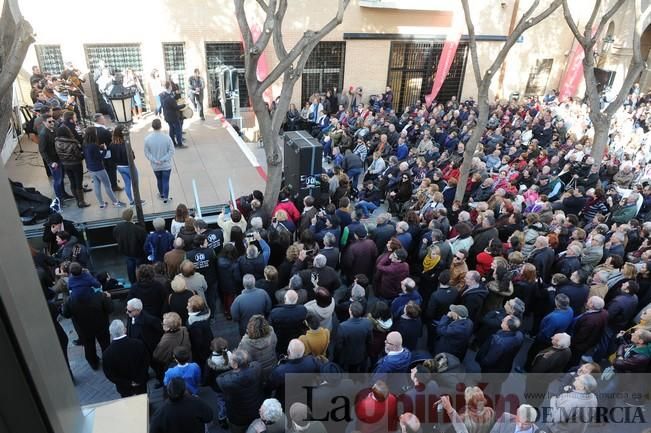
top-left (32, 82), bottom-right (651, 433)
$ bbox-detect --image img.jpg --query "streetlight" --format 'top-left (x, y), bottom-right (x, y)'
top-left (108, 85), bottom-right (145, 227)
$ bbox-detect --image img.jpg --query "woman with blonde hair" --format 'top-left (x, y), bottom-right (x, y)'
top-left (153, 312), bottom-right (191, 381)
top-left (439, 386), bottom-right (495, 433)
top-left (272, 209), bottom-right (296, 234)
top-left (180, 259), bottom-right (207, 302)
top-left (167, 274), bottom-right (194, 324)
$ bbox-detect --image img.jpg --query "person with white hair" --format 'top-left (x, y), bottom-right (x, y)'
top-left (549, 374), bottom-right (598, 433)
top-left (269, 289), bottom-right (308, 357)
top-left (269, 339), bottom-right (321, 405)
top-left (445, 403), bottom-right (538, 433)
top-left (125, 298), bottom-right (163, 357)
top-left (231, 274), bottom-right (272, 336)
top-left (568, 296), bottom-right (608, 368)
top-left (294, 252), bottom-right (341, 295)
top-left (101, 319), bottom-right (150, 397)
top-left (144, 217), bottom-right (174, 263)
top-left (530, 333), bottom-right (572, 373)
top-left (246, 398), bottom-right (286, 433)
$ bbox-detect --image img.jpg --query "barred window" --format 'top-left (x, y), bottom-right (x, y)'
top-left (387, 41), bottom-right (468, 112)
top-left (301, 42), bottom-right (346, 104)
top-left (35, 45), bottom-right (64, 75)
top-left (84, 44), bottom-right (147, 110)
top-left (205, 42), bottom-right (249, 108)
top-left (163, 43), bottom-right (186, 95)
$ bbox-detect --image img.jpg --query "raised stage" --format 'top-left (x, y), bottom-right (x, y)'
top-left (6, 113), bottom-right (266, 237)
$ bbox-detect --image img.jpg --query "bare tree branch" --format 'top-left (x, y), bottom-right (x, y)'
top-left (234, 0), bottom-right (254, 54)
top-left (255, 0), bottom-right (269, 13)
top-left (257, 0), bottom-right (350, 93)
top-left (272, 0), bottom-right (288, 59)
top-left (604, 0), bottom-right (644, 118)
top-left (562, 0), bottom-right (584, 43)
top-left (595, 0), bottom-right (627, 43)
top-left (0, 1), bottom-right (35, 100)
top-left (460, 0), bottom-right (481, 89)
top-left (584, 0), bottom-right (602, 36)
top-left (483, 0), bottom-right (562, 82)
top-left (253, 0), bottom-right (278, 54)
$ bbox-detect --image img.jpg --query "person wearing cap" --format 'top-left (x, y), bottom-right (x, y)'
top-left (374, 247), bottom-right (410, 302)
top-left (113, 208), bottom-right (148, 284)
top-left (341, 225), bottom-right (378, 281)
top-left (431, 305), bottom-right (473, 360)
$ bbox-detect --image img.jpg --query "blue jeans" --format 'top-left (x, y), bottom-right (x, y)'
top-left (51, 164), bottom-right (64, 199)
top-left (90, 169), bottom-right (118, 204)
top-left (154, 169), bottom-right (171, 199)
top-left (356, 200), bottom-right (378, 217)
top-left (168, 119), bottom-right (183, 146)
top-left (347, 167), bottom-right (363, 188)
top-left (155, 95), bottom-right (162, 115)
top-left (117, 165), bottom-right (137, 202)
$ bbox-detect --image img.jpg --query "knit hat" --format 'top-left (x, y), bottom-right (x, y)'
top-left (449, 304), bottom-right (469, 318)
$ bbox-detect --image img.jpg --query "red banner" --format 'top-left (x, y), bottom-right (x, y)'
top-left (425, 31), bottom-right (461, 107)
top-left (558, 42), bottom-right (585, 101)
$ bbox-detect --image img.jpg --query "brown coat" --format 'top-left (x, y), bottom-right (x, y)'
top-left (153, 327), bottom-right (191, 365)
top-left (164, 248), bottom-right (186, 279)
top-left (449, 262), bottom-right (469, 290)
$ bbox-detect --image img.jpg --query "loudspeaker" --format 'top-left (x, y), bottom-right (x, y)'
top-left (594, 68), bottom-right (616, 93)
top-left (283, 131), bottom-right (322, 203)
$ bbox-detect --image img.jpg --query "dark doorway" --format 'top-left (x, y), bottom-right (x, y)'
top-left (386, 40), bottom-right (468, 112)
top-left (205, 42), bottom-right (249, 108)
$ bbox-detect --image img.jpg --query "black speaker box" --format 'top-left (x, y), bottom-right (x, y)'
top-left (283, 131), bottom-right (323, 203)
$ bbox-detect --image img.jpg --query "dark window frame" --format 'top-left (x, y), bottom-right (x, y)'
top-left (301, 41), bottom-right (346, 104)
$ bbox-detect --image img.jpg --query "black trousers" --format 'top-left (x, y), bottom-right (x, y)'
top-left (81, 327), bottom-right (110, 366)
top-left (191, 93), bottom-right (204, 118)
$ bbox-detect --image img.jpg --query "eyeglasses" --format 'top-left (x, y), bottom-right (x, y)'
top-left (454, 256), bottom-right (464, 260)
top-left (125, 308), bottom-right (135, 313)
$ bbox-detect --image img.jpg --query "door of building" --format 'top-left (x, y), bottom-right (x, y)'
top-left (386, 41), bottom-right (468, 112)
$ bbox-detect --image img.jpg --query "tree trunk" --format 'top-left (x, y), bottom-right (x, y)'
top-left (590, 116), bottom-right (610, 163)
top-left (263, 136), bottom-right (283, 215)
top-left (455, 88), bottom-right (490, 203)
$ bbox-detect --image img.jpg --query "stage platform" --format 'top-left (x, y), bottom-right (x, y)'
top-left (6, 113), bottom-right (266, 237)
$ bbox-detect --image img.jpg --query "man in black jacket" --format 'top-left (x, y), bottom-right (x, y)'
top-left (217, 350), bottom-right (264, 432)
top-left (335, 301), bottom-right (372, 372)
top-left (62, 287), bottom-right (113, 370)
top-left (39, 115), bottom-right (72, 203)
top-left (113, 208), bottom-right (147, 284)
top-left (150, 378), bottom-right (213, 433)
top-left (269, 290), bottom-right (308, 356)
top-left (42, 213), bottom-right (79, 255)
top-left (126, 298), bottom-right (163, 358)
top-left (527, 236), bottom-right (555, 283)
top-left (102, 319), bottom-right (150, 397)
top-left (161, 81), bottom-right (185, 147)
